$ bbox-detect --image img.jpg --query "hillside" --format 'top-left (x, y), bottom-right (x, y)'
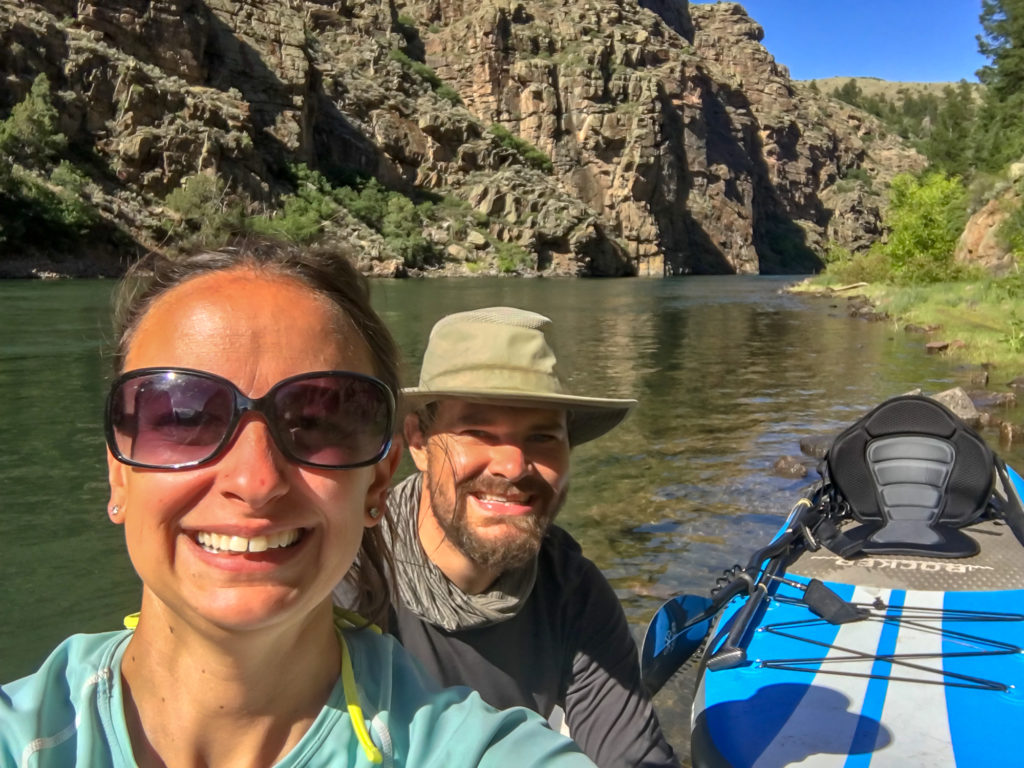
top-left (0, 0), bottom-right (926, 277)
top-left (803, 76), bottom-right (983, 103)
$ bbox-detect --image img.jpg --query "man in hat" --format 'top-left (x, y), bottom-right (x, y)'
top-left (383, 307), bottom-right (677, 767)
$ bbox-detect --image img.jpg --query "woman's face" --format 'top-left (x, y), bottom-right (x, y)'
top-left (107, 268), bottom-right (396, 634)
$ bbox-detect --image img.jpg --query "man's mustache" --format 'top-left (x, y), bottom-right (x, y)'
top-left (459, 475), bottom-right (549, 502)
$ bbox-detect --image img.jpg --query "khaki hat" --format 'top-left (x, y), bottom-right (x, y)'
top-left (402, 306), bottom-right (636, 446)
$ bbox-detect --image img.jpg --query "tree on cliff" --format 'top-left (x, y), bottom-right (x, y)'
top-left (975, 0), bottom-right (1024, 170)
top-left (0, 75), bottom-right (96, 252)
top-left (0, 74), bottom-right (66, 163)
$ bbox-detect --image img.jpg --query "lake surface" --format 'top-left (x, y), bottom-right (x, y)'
top-left (3, 275), bottom-right (1023, 761)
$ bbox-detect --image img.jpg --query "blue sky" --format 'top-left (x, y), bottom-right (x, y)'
top-left (694, 1), bottom-right (988, 83)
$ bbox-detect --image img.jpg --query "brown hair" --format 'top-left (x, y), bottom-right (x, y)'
top-left (111, 236), bottom-right (399, 628)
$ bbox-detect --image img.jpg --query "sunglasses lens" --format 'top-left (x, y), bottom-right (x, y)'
top-left (109, 372), bottom-right (234, 467)
top-left (108, 370), bottom-right (393, 469)
top-left (273, 376), bottom-right (391, 467)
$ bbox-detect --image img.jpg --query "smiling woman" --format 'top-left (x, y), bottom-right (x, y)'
top-left (0, 237), bottom-right (596, 768)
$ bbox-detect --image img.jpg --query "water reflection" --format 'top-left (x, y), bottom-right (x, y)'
top-left (3, 275), bottom-right (1023, 763)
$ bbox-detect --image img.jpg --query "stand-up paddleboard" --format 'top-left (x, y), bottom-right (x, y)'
top-left (642, 395), bottom-right (1024, 767)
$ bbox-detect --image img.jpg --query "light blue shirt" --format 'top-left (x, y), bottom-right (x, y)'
top-left (1, 629), bottom-right (595, 767)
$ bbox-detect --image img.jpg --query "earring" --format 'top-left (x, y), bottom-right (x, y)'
top-left (368, 507), bottom-right (381, 519)
top-left (110, 505), bottom-right (121, 518)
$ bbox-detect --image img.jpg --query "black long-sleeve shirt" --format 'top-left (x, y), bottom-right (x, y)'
top-left (387, 483), bottom-right (678, 768)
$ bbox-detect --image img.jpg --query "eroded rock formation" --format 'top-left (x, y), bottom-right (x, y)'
top-left (955, 164), bottom-right (1023, 277)
top-left (0, 0), bottom-right (926, 276)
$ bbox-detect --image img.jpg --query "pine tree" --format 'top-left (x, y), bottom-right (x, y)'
top-left (975, 0), bottom-right (1024, 170)
top-left (978, 0), bottom-right (1024, 98)
top-left (921, 81), bottom-right (977, 177)
top-left (832, 78), bottom-right (864, 107)
top-left (0, 74), bottom-right (66, 163)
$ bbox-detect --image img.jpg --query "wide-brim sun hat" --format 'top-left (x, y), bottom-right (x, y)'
top-left (402, 306), bottom-right (636, 446)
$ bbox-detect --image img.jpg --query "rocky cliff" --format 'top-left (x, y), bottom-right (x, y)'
top-left (955, 163), bottom-right (1023, 277)
top-left (0, 0), bottom-right (926, 277)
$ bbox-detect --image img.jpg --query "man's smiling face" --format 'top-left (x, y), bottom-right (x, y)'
top-left (410, 399), bottom-right (571, 573)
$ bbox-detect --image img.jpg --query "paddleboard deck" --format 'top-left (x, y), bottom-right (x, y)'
top-left (692, 519), bottom-right (1024, 767)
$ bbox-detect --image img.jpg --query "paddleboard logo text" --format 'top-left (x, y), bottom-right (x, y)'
top-left (810, 555), bottom-right (994, 574)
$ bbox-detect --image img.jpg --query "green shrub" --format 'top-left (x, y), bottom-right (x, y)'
top-left (965, 170), bottom-right (1007, 212)
top-left (388, 49), bottom-right (464, 105)
top-left (493, 240), bottom-right (534, 273)
top-left (164, 173), bottom-right (244, 248)
top-left (389, 48), bottom-right (442, 89)
top-left (997, 180), bottom-right (1024, 256)
top-left (822, 241), bottom-right (853, 266)
top-left (171, 164), bottom-right (446, 266)
top-left (47, 161), bottom-right (95, 230)
top-left (841, 166), bottom-right (871, 184)
top-left (488, 124), bottom-right (553, 174)
top-left (881, 172), bottom-right (970, 284)
top-left (248, 195), bottom-right (329, 242)
top-left (0, 168), bottom-right (98, 251)
top-left (826, 244), bottom-right (891, 283)
top-left (992, 271), bottom-right (1024, 301)
top-left (379, 193), bottom-right (437, 268)
top-left (165, 173), bottom-right (224, 219)
top-left (0, 74), bottom-right (66, 162)
top-left (0, 76), bottom-right (99, 251)
top-left (245, 165), bottom-right (347, 243)
top-left (1003, 308), bottom-right (1024, 353)
top-left (435, 84), bottom-right (462, 105)
top-left (336, 175), bottom-right (392, 229)
top-left (328, 171), bottom-right (442, 269)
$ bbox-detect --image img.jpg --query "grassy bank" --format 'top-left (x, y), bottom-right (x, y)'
top-left (791, 275), bottom-right (1024, 378)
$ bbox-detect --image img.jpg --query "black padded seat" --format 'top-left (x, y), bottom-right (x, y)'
top-left (827, 395), bottom-right (995, 558)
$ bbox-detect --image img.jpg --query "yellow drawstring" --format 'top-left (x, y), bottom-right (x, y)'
top-left (334, 608), bottom-right (384, 764)
top-left (120, 608), bottom-right (384, 764)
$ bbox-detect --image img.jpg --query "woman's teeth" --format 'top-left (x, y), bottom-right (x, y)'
top-left (196, 529), bottom-right (302, 554)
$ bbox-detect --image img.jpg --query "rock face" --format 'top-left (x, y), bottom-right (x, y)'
top-left (412, 0), bottom-right (925, 274)
top-left (1, 0), bottom-right (926, 276)
top-left (955, 184), bottom-right (1020, 276)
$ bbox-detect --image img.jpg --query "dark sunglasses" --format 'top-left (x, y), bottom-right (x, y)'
top-left (105, 367), bottom-right (395, 470)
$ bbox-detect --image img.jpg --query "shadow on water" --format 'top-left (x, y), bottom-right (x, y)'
top-left (3, 275), bottom-right (1023, 765)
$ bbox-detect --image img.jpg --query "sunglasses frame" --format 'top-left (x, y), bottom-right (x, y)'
top-left (105, 366), bottom-right (396, 471)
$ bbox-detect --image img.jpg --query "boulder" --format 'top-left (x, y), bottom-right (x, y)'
top-left (968, 390), bottom-right (1017, 410)
top-left (772, 455), bottom-right (808, 479)
top-left (798, 435), bottom-right (832, 460)
top-left (930, 387), bottom-right (981, 427)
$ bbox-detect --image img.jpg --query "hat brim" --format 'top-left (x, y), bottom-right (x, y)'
top-left (401, 388), bottom-right (636, 446)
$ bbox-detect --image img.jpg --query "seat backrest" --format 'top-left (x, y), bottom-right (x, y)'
top-left (826, 395), bottom-right (994, 557)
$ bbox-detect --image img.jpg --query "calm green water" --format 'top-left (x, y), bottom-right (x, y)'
top-left (4, 276), bottom-right (1023, 758)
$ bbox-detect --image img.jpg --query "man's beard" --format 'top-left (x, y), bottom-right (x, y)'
top-left (426, 472), bottom-right (567, 573)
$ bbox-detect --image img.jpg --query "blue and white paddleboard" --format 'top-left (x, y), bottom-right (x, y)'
top-left (689, 467), bottom-right (1024, 767)
top-left (680, 396), bottom-right (1024, 767)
